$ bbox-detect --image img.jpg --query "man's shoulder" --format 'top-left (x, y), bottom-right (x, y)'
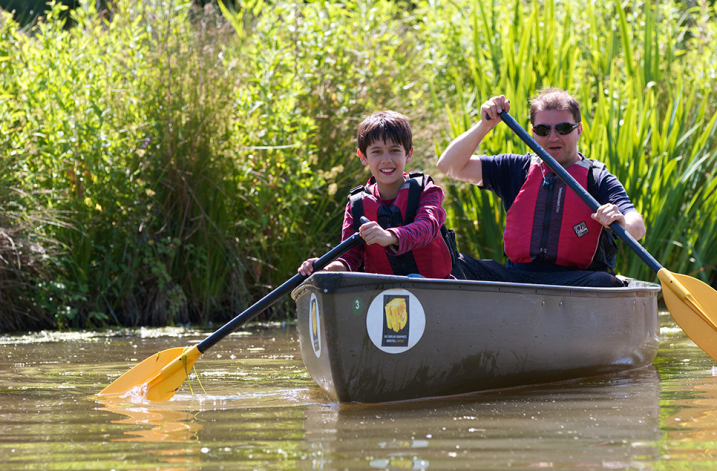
top-left (579, 155), bottom-right (635, 209)
top-left (581, 156), bottom-right (618, 187)
top-left (580, 154), bottom-right (608, 172)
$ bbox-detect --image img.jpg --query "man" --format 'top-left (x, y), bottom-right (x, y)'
top-left (436, 88), bottom-right (646, 287)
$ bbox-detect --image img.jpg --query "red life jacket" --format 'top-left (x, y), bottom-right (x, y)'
top-left (349, 172), bottom-right (454, 279)
top-left (504, 157), bottom-right (604, 269)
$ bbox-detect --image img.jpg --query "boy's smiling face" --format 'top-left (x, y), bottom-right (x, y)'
top-left (359, 138), bottom-right (413, 199)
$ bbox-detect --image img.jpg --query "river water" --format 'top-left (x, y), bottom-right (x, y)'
top-left (0, 311), bottom-right (716, 470)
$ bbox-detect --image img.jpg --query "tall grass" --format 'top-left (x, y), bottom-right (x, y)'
top-left (427, 0), bottom-right (717, 284)
top-left (0, 0), bottom-right (715, 331)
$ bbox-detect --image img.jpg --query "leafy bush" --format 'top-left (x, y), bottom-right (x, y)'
top-left (0, 0), bottom-right (715, 331)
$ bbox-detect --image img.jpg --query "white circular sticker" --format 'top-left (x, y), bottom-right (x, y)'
top-left (366, 289), bottom-right (425, 354)
top-left (309, 293), bottom-right (321, 358)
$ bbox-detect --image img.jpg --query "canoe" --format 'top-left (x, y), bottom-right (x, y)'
top-left (291, 272), bottom-right (660, 403)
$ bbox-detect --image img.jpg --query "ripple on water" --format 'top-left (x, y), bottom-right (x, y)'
top-left (119, 383), bottom-right (150, 403)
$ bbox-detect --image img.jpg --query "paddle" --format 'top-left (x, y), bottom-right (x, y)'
top-left (99, 216), bottom-right (370, 401)
top-left (491, 110), bottom-right (717, 361)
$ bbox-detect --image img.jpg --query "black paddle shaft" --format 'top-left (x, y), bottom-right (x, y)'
top-left (197, 217), bottom-right (369, 353)
top-left (491, 111), bottom-right (663, 274)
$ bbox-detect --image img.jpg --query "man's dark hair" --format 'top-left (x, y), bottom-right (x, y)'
top-left (357, 111), bottom-right (412, 155)
top-left (529, 87), bottom-right (582, 124)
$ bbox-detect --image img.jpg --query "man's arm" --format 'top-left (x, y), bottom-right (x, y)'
top-left (437, 96), bottom-right (511, 185)
top-left (624, 210), bottom-right (646, 241)
top-left (592, 171), bottom-right (647, 241)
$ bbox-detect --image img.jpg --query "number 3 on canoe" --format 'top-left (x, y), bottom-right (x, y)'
top-left (98, 217), bottom-right (370, 401)
top-left (496, 111), bottom-right (717, 362)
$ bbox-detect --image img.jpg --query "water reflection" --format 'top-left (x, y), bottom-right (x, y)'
top-left (95, 396), bottom-right (206, 470)
top-left (665, 372), bottom-right (717, 442)
top-left (98, 396), bottom-right (203, 443)
top-left (301, 367), bottom-right (663, 470)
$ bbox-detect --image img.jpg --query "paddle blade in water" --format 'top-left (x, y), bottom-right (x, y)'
top-left (658, 269), bottom-right (717, 361)
top-left (99, 347), bottom-right (188, 397)
top-left (99, 345), bottom-right (202, 401)
top-left (144, 345), bottom-right (202, 401)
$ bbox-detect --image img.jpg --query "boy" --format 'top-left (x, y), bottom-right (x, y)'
top-left (298, 111), bottom-right (455, 279)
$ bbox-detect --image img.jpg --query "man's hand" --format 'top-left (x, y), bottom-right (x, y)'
top-left (591, 204), bottom-right (646, 240)
top-left (437, 94), bottom-right (511, 185)
top-left (591, 203), bottom-right (625, 229)
top-left (480, 95), bottom-right (511, 130)
top-left (359, 221), bottom-right (399, 247)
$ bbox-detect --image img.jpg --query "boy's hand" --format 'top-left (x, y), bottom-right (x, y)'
top-left (359, 221), bottom-right (399, 247)
top-left (298, 258), bottom-right (347, 276)
top-left (298, 257), bottom-right (320, 277)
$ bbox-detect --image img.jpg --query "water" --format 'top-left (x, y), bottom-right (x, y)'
top-left (0, 312), bottom-right (716, 470)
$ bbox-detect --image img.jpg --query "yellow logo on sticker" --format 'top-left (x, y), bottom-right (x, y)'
top-left (384, 297), bottom-right (407, 333)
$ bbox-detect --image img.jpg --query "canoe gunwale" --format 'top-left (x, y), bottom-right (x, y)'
top-left (291, 272), bottom-right (661, 300)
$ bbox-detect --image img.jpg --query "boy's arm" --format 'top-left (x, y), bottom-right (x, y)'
top-left (297, 257), bottom-right (347, 276)
top-left (386, 183), bottom-right (446, 255)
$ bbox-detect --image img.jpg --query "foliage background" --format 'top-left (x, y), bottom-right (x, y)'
top-left (0, 0), bottom-right (715, 331)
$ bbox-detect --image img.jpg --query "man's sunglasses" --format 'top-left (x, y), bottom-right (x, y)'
top-left (532, 122), bottom-right (581, 137)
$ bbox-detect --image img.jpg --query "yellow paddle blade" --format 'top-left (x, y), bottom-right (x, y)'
top-left (658, 269), bottom-right (717, 361)
top-left (145, 345), bottom-right (202, 401)
top-left (98, 345), bottom-right (203, 401)
top-left (99, 347), bottom-right (188, 397)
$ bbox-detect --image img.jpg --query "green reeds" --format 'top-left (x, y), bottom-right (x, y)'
top-left (0, 0), bottom-right (715, 331)
top-left (429, 0), bottom-right (717, 284)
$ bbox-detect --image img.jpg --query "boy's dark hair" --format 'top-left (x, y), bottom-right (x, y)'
top-left (357, 111), bottom-right (412, 156)
top-left (529, 87), bottom-right (582, 124)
